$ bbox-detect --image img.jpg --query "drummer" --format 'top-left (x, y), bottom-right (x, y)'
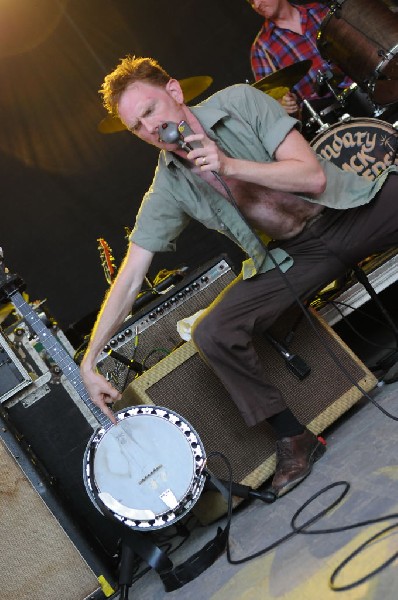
top-left (247, 0), bottom-right (352, 115)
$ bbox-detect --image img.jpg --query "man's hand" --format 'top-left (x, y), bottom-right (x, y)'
top-left (279, 92), bottom-right (300, 115)
top-left (81, 367), bottom-right (121, 425)
top-left (185, 133), bottom-right (229, 175)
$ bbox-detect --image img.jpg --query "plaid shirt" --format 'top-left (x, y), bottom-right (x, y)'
top-left (250, 3), bottom-right (352, 102)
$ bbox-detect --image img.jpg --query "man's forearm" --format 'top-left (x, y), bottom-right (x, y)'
top-left (81, 281), bottom-right (140, 371)
top-left (223, 155), bottom-right (325, 194)
top-left (81, 243), bottom-right (154, 372)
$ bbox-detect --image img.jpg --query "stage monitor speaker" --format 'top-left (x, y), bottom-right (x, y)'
top-left (96, 256), bottom-right (236, 391)
top-left (0, 437), bottom-right (105, 600)
top-left (117, 304), bottom-right (377, 523)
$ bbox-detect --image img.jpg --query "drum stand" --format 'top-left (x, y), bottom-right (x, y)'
top-left (115, 475), bottom-right (276, 598)
top-left (302, 69), bottom-right (343, 138)
top-left (303, 68), bottom-right (367, 139)
top-left (302, 98), bottom-right (330, 136)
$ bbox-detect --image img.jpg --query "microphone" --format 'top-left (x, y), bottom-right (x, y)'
top-left (159, 121), bottom-right (202, 152)
top-left (264, 332), bottom-right (311, 380)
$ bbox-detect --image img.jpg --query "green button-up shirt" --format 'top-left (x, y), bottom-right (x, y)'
top-left (130, 84), bottom-right (394, 278)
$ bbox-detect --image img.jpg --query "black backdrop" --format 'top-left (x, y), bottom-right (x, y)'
top-left (0, 0), bottom-right (265, 332)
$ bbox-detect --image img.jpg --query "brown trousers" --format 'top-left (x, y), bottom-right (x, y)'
top-left (192, 174), bottom-right (398, 427)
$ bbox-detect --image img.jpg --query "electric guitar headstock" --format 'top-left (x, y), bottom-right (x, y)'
top-left (97, 238), bottom-right (116, 286)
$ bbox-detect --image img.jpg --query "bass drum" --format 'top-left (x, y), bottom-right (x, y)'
top-left (310, 118), bottom-right (398, 180)
top-left (317, 0), bottom-right (398, 105)
top-left (84, 405), bottom-right (207, 531)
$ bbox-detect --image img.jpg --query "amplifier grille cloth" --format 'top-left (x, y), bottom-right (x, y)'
top-left (0, 439), bottom-right (99, 600)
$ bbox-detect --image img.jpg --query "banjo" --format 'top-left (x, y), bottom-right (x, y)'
top-left (0, 251), bottom-right (207, 531)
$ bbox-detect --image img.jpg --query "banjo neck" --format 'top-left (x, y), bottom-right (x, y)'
top-left (8, 289), bottom-right (111, 430)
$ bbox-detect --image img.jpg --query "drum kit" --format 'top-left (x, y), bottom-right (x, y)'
top-left (98, 0), bottom-right (398, 176)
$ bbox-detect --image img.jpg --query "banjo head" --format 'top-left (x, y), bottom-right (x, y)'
top-left (84, 405), bottom-right (206, 530)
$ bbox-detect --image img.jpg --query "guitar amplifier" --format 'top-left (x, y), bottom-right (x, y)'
top-left (96, 256), bottom-right (237, 392)
top-left (0, 421), bottom-right (111, 600)
top-left (116, 303), bottom-right (377, 523)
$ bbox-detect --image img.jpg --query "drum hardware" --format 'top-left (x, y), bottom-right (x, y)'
top-left (315, 67), bottom-right (342, 98)
top-left (303, 98), bottom-right (330, 136)
top-left (317, 0), bottom-right (398, 106)
top-left (98, 75), bottom-right (213, 134)
top-left (303, 77), bottom-right (384, 139)
top-left (303, 68), bottom-right (355, 138)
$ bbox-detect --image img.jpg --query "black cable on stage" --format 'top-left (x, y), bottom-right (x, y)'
top-left (224, 478), bottom-right (398, 591)
top-left (290, 482), bottom-right (398, 591)
top-left (329, 523), bottom-right (398, 591)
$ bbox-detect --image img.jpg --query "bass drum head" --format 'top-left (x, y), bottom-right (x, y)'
top-left (84, 405), bottom-right (206, 531)
top-left (310, 118), bottom-right (398, 180)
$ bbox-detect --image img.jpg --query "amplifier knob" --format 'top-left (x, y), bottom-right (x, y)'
top-left (201, 276), bottom-right (209, 283)
top-left (124, 329), bottom-right (132, 336)
top-left (110, 339), bottom-right (118, 347)
top-left (192, 282), bottom-right (200, 289)
top-left (117, 334), bottom-right (125, 341)
top-left (149, 312), bottom-right (156, 319)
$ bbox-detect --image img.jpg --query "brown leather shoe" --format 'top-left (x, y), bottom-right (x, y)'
top-left (271, 429), bottom-right (326, 497)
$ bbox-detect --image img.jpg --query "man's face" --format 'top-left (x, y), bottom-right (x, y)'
top-left (118, 79), bottom-right (186, 150)
top-left (248, 0), bottom-right (284, 20)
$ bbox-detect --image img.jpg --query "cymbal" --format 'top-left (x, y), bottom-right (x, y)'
top-left (98, 75), bottom-right (213, 134)
top-left (266, 86), bottom-right (290, 101)
top-left (98, 115), bottom-right (126, 134)
top-left (179, 75), bottom-right (213, 103)
top-left (252, 60), bottom-right (312, 94)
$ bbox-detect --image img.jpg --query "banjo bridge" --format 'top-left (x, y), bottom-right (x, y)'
top-left (138, 464), bottom-right (163, 485)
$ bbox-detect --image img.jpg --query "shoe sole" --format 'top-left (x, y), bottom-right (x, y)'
top-left (272, 440), bottom-right (327, 498)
